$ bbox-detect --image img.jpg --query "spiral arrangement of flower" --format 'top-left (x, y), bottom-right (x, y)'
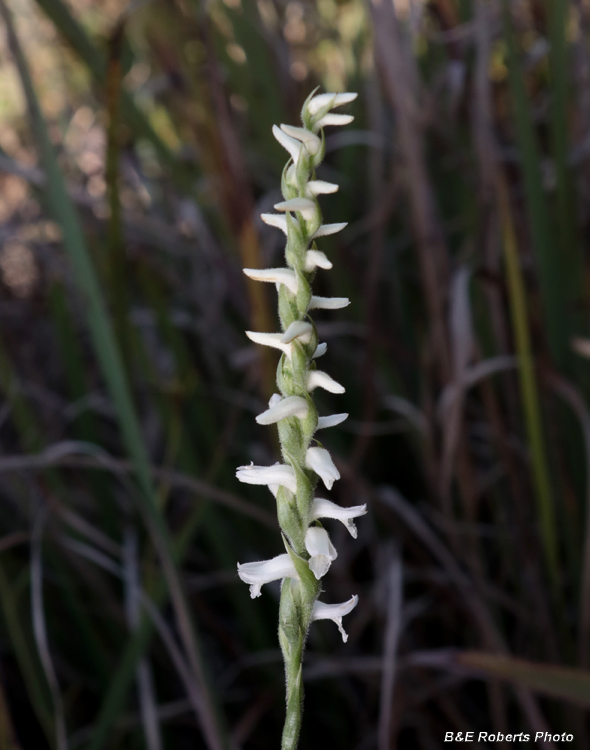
top-left (235, 90), bottom-right (365, 749)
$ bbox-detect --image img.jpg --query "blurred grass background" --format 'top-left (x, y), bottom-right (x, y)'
top-left (1, 0), bottom-right (590, 747)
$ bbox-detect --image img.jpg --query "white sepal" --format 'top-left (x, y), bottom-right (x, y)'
top-left (260, 213), bottom-right (289, 234)
top-left (307, 92), bottom-right (358, 115)
top-left (273, 124), bottom-right (303, 164)
top-left (311, 595), bottom-right (358, 642)
top-left (316, 413), bottom-right (348, 430)
top-left (305, 447), bottom-right (340, 490)
top-left (312, 222), bottom-right (347, 238)
top-left (237, 554), bottom-right (298, 599)
top-left (313, 342), bottom-right (328, 359)
top-left (314, 114), bottom-right (354, 130)
top-left (279, 123), bottom-right (322, 155)
top-left (311, 497), bottom-right (367, 538)
top-left (305, 526), bottom-right (338, 579)
top-left (306, 180), bottom-right (339, 196)
top-left (308, 296), bottom-right (350, 310)
top-left (245, 331), bottom-right (292, 358)
top-left (256, 395), bottom-right (308, 425)
top-left (305, 250), bottom-right (332, 272)
top-left (236, 462), bottom-right (297, 493)
top-left (281, 320), bottom-right (313, 344)
top-left (274, 197), bottom-right (316, 220)
top-left (307, 370), bottom-right (345, 394)
top-left (243, 267), bottom-right (297, 294)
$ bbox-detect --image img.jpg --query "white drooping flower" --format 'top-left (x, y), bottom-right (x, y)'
top-left (306, 180), bottom-right (339, 196)
top-left (273, 124), bottom-right (304, 164)
top-left (281, 320), bottom-right (313, 344)
top-left (311, 595), bottom-right (359, 642)
top-left (312, 222), bottom-right (347, 239)
top-left (307, 370), bottom-right (345, 394)
top-left (274, 198), bottom-right (317, 220)
top-left (305, 526), bottom-right (337, 579)
top-left (256, 395), bottom-right (309, 425)
top-left (245, 331), bottom-right (293, 358)
top-left (311, 498), bottom-right (367, 538)
top-left (237, 554), bottom-right (298, 599)
top-left (313, 342), bottom-right (328, 359)
top-left (236, 463), bottom-right (297, 493)
top-left (279, 123), bottom-right (322, 155)
top-left (304, 250), bottom-right (333, 272)
top-left (305, 447), bottom-right (340, 490)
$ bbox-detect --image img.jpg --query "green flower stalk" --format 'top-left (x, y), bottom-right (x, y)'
top-left (236, 91), bottom-right (366, 750)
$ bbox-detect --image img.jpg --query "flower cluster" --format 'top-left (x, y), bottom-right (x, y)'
top-left (235, 91), bottom-right (365, 749)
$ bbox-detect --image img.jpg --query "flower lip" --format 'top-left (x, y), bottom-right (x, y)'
top-left (311, 595), bottom-right (359, 642)
top-left (306, 180), bottom-right (339, 196)
top-left (236, 462), bottom-right (297, 493)
top-left (273, 124), bottom-right (303, 164)
top-left (312, 222), bottom-right (348, 239)
top-left (305, 447), bottom-right (340, 490)
top-left (312, 342), bottom-right (328, 359)
top-left (314, 114), bottom-right (354, 131)
top-left (237, 553), bottom-right (298, 598)
top-left (308, 296), bottom-right (350, 310)
top-left (245, 331), bottom-right (293, 359)
top-left (305, 250), bottom-right (332, 272)
top-left (305, 526), bottom-right (337, 579)
top-left (260, 213), bottom-right (290, 235)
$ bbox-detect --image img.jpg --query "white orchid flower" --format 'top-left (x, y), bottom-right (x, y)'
top-left (306, 180), bottom-right (339, 196)
top-left (281, 320), bottom-right (313, 344)
top-left (307, 370), bottom-right (345, 394)
top-left (273, 124), bottom-right (303, 164)
top-left (311, 498), bottom-right (367, 538)
top-left (305, 447), bottom-right (340, 490)
top-left (256, 395), bottom-right (309, 425)
top-left (260, 213), bottom-right (290, 234)
top-left (305, 526), bottom-right (337, 579)
top-left (316, 413), bottom-right (348, 430)
top-left (304, 250), bottom-right (332, 272)
top-left (236, 463), bottom-right (297, 493)
top-left (313, 114), bottom-right (354, 131)
top-left (280, 123), bottom-right (322, 155)
top-left (243, 267), bottom-right (298, 294)
top-left (312, 342), bottom-right (328, 358)
top-left (237, 554), bottom-right (298, 599)
top-left (245, 331), bottom-right (293, 358)
top-left (311, 595), bottom-right (358, 642)
top-left (307, 92), bottom-right (358, 116)
top-left (312, 222), bottom-right (347, 239)
top-left (274, 197), bottom-right (317, 220)
top-left (308, 296), bottom-right (350, 310)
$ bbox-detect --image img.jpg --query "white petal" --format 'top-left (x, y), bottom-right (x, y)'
top-left (256, 395), bottom-right (308, 425)
top-left (311, 497), bottom-right (367, 538)
top-left (280, 123), bottom-right (322, 155)
top-left (243, 267), bottom-right (298, 294)
top-left (315, 114), bottom-right (354, 129)
top-left (268, 393), bottom-right (282, 408)
top-left (236, 463), bottom-right (297, 493)
top-left (316, 413), bottom-right (348, 430)
top-left (237, 554), bottom-right (298, 598)
top-left (304, 250), bottom-right (332, 272)
top-left (281, 320), bottom-right (313, 344)
top-left (311, 595), bottom-right (358, 642)
top-left (307, 370), bottom-right (345, 394)
top-left (308, 92), bottom-right (358, 116)
top-left (306, 180), bottom-right (339, 196)
top-left (305, 526), bottom-right (337, 579)
top-left (312, 342), bottom-right (328, 359)
top-left (273, 124), bottom-right (303, 164)
top-left (245, 331), bottom-right (292, 358)
top-left (305, 447), bottom-right (340, 490)
top-left (274, 198), bottom-right (316, 220)
top-left (260, 213), bottom-right (289, 234)
top-left (308, 296), bottom-right (350, 310)
top-left (312, 222), bottom-right (347, 239)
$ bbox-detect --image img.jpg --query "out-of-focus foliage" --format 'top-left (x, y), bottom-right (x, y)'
top-left (1, 0), bottom-right (590, 748)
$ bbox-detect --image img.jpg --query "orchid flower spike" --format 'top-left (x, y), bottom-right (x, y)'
top-left (235, 89), bottom-right (360, 748)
